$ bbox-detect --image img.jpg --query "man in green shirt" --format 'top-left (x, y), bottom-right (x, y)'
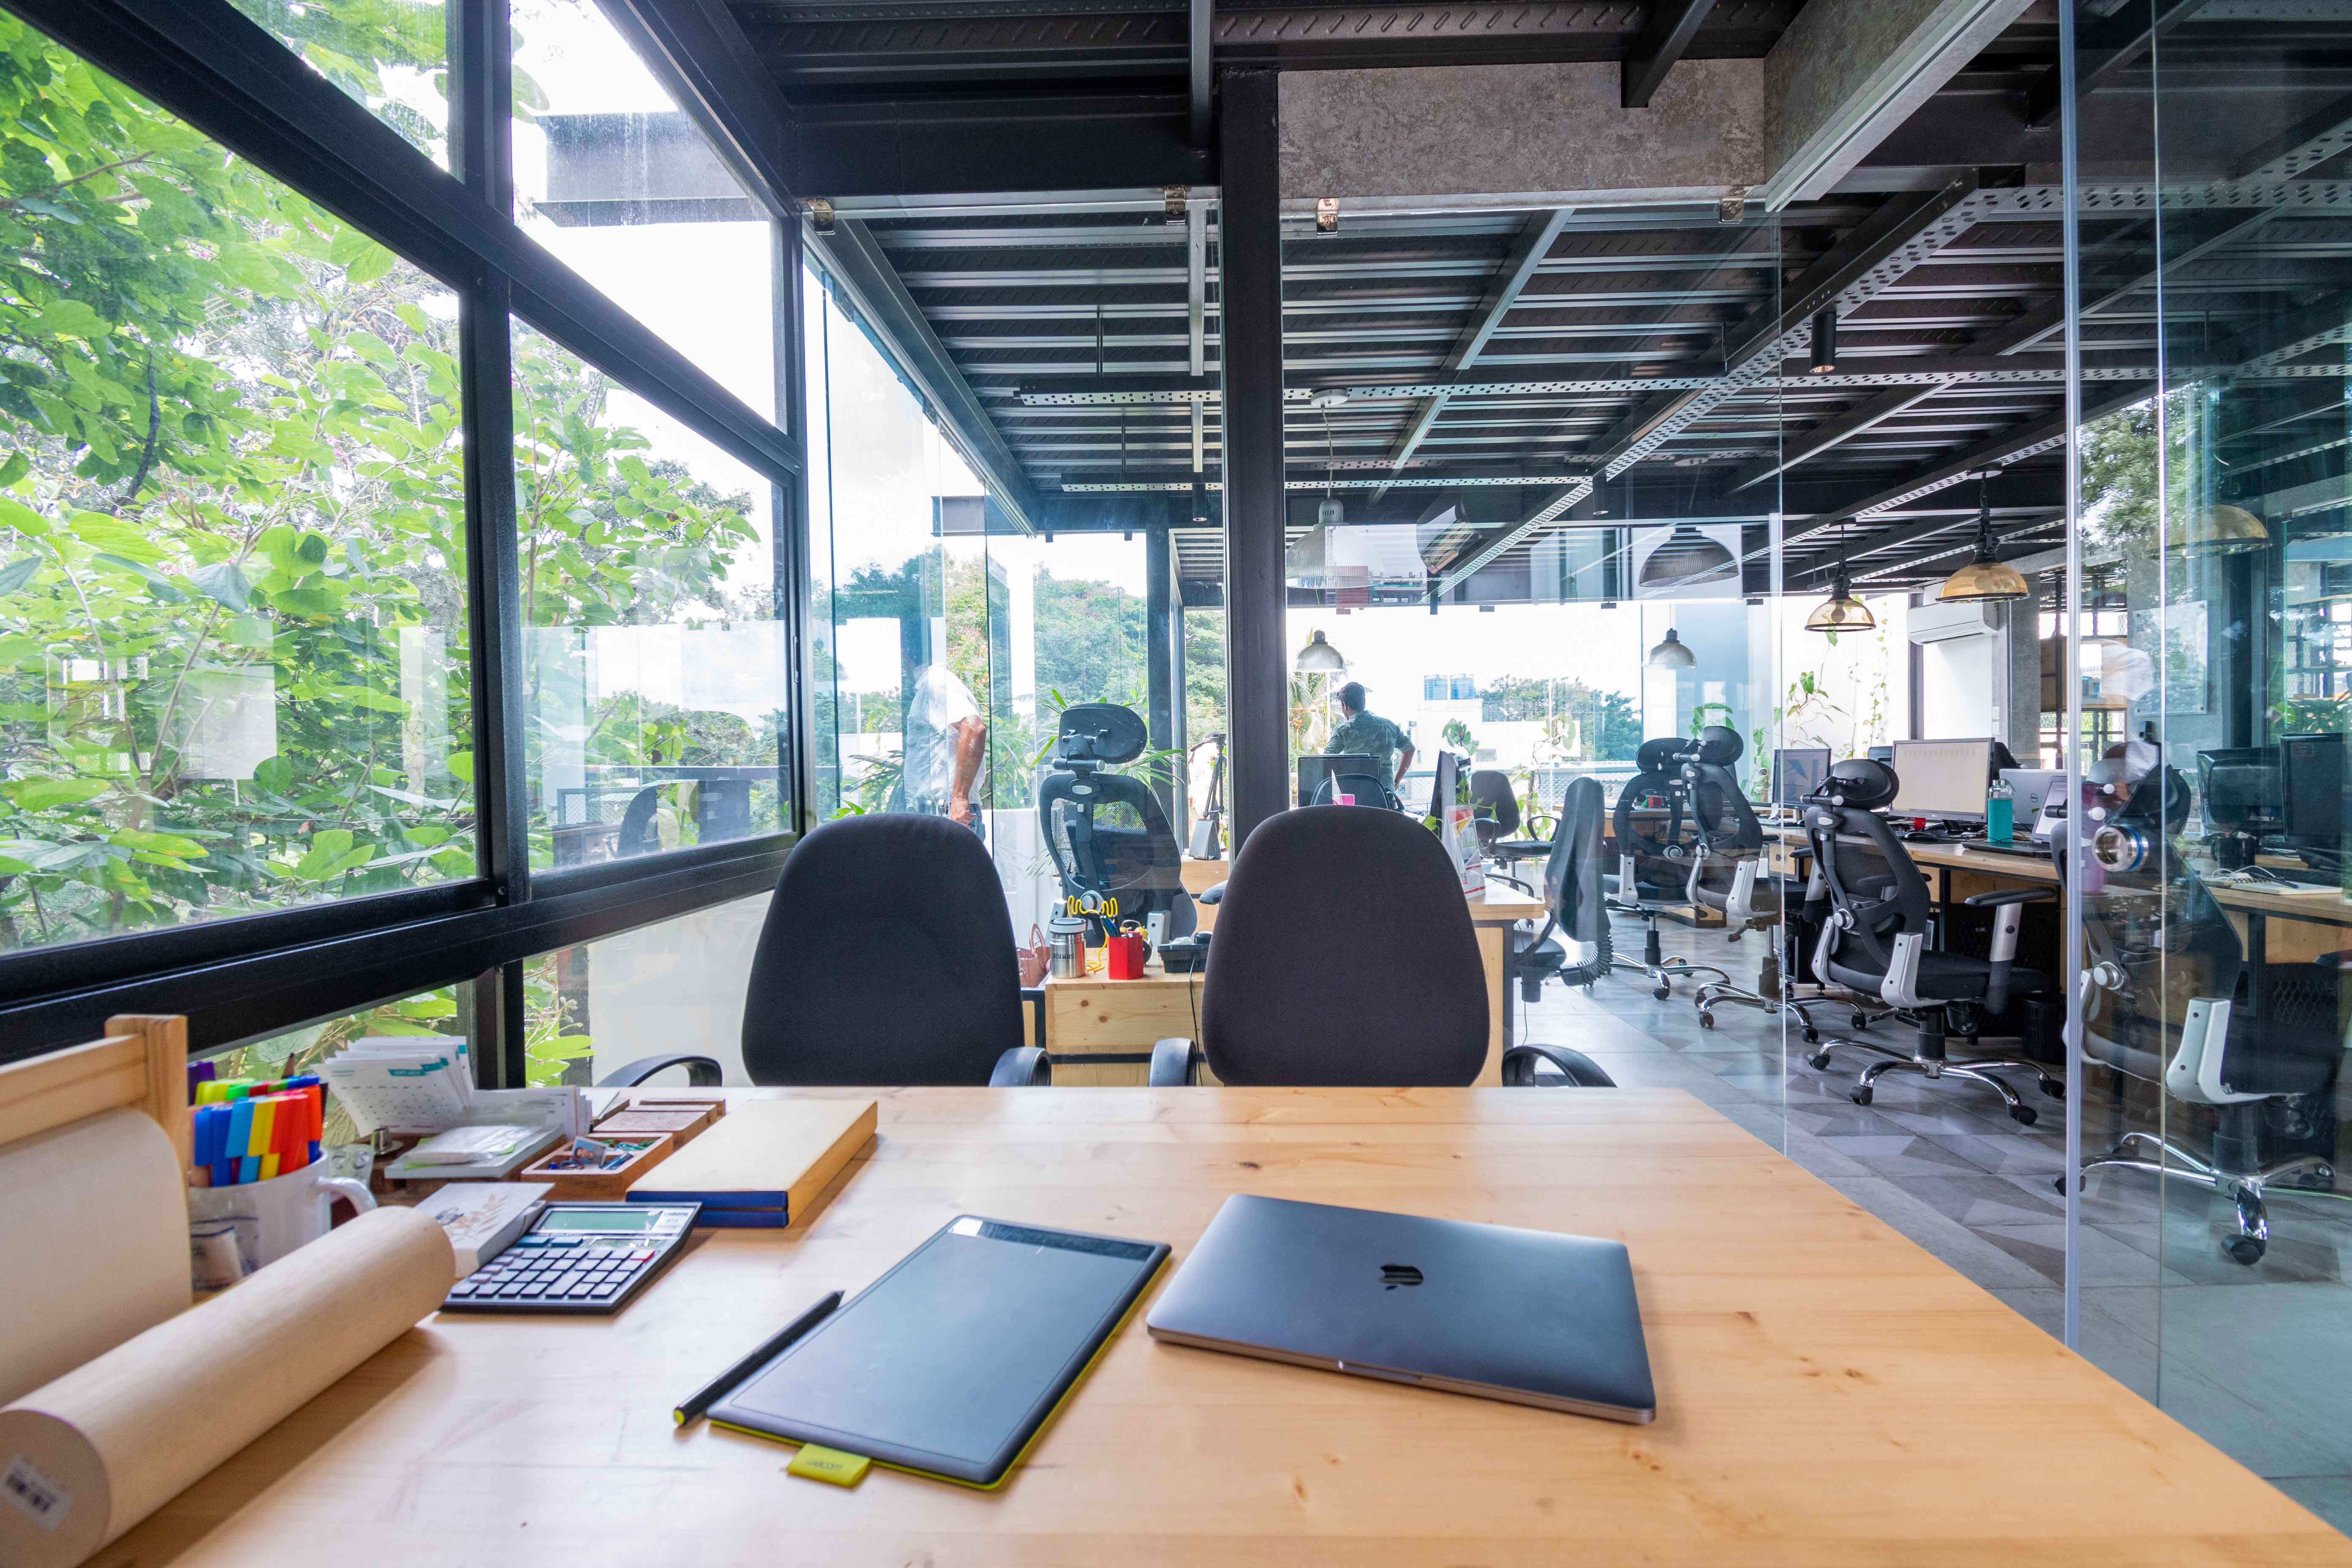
top-left (1329, 682), bottom-right (1415, 797)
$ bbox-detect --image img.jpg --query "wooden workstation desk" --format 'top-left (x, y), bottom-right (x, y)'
top-left (111, 1086), bottom-right (2348, 1566)
top-left (1043, 883), bottom-right (1545, 1086)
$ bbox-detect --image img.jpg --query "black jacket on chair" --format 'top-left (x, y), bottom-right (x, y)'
top-left (1186, 806), bottom-right (1489, 1085)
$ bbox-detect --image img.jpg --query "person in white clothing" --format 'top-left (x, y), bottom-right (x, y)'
top-left (900, 662), bottom-right (987, 828)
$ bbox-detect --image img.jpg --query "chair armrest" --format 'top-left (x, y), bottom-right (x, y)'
top-left (1150, 1036), bottom-right (1200, 1086)
top-left (1020, 986), bottom-right (1047, 1050)
top-left (1962, 886), bottom-right (2056, 907)
top-left (596, 1054), bottom-right (723, 1088)
top-left (989, 1046), bottom-right (1051, 1087)
top-left (1501, 1044), bottom-right (1617, 1087)
top-left (1198, 880), bottom-right (1225, 905)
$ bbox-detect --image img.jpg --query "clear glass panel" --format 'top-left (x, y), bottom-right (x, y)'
top-left (2064, 0), bottom-right (2352, 1516)
top-left (509, 0), bottom-right (777, 422)
top-left (229, 0), bottom-right (451, 167)
top-left (512, 321), bottom-right (791, 868)
top-left (0, 20), bottom-right (475, 952)
top-left (534, 891), bottom-right (768, 1083)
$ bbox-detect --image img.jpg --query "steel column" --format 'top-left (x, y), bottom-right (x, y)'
top-left (1218, 68), bottom-right (1289, 849)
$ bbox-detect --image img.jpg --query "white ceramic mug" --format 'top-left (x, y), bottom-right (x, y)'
top-left (186, 1161), bottom-right (376, 1272)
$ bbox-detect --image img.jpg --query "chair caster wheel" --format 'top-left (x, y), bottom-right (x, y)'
top-left (1653, 986), bottom-right (1671, 1001)
top-left (1698, 1012), bottom-right (1715, 1030)
top-left (2052, 1175), bottom-right (2068, 1196)
top-left (1802, 1026), bottom-right (1819, 1044)
top-left (2009, 1104), bottom-right (2038, 1127)
top-left (1805, 1051), bottom-right (1832, 1072)
top-left (2038, 1077), bottom-right (2065, 1099)
top-left (1851, 1013), bottom-right (1870, 1030)
top-left (2225, 1236), bottom-right (2266, 1267)
top-left (1850, 1086), bottom-right (1873, 1106)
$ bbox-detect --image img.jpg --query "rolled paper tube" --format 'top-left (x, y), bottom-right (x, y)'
top-left (0, 1204), bottom-right (456, 1568)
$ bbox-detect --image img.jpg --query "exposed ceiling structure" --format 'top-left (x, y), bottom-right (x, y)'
top-left (695, 0), bottom-right (2352, 606)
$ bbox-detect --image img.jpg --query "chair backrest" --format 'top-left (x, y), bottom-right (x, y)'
top-left (1469, 769), bottom-right (1519, 841)
top-left (1202, 807), bottom-right (1487, 1085)
top-left (1038, 765), bottom-right (1197, 938)
top-left (1805, 802), bottom-right (1933, 979)
top-left (741, 814), bottom-right (1023, 1083)
top-left (1548, 776), bottom-right (1611, 956)
top-left (1612, 764), bottom-right (1690, 898)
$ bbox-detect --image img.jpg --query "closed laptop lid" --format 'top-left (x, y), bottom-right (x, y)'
top-left (1146, 1194), bottom-right (1654, 1419)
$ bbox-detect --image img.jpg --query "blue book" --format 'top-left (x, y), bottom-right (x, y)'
top-left (692, 1209), bottom-right (789, 1229)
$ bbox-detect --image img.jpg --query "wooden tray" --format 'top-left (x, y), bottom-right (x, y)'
top-left (594, 1104), bottom-right (719, 1146)
top-left (517, 1135), bottom-right (673, 1200)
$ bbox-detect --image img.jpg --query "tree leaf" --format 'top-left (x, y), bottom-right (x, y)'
top-left (0, 556), bottom-right (38, 594)
top-left (188, 559), bottom-right (251, 610)
top-left (0, 498), bottom-right (51, 538)
top-left (5, 777), bottom-right (109, 811)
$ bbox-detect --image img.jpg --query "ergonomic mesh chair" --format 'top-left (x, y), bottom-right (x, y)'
top-left (2063, 771), bottom-right (2347, 1265)
top-left (1038, 701), bottom-right (1196, 941)
top-left (1803, 758), bottom-right (2062, 1124)
top-left (1603, 737), bottom-right (1729, 999)
top-left (1675, 727), bottom-right (1832, 1036)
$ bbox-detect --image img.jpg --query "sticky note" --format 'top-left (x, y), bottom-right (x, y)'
top-left (786, 1446), bottom-right (870, 1487)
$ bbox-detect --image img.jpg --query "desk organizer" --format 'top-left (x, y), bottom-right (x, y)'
top-left (518, 1135), bottom-right (673, 1200)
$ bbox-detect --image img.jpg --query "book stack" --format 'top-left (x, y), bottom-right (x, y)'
top-left (626, 1099), bottom-right (875, 1228)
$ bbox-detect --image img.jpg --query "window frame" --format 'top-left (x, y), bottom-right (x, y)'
top-left (0, 0), bottom-right (812, 1072)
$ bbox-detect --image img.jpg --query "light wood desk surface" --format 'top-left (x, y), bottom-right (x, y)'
top-left (109, 1086), bottom-right (2346, 1567)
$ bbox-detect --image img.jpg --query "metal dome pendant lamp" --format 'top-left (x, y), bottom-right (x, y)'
top-left (1937, 471), bottom-right (2030, 604)
top-left (1806, 540), bottom-right (1875, 633)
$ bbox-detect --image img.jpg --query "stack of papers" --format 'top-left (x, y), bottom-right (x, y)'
top-left (403, 1124), bottom-right (549, 1166)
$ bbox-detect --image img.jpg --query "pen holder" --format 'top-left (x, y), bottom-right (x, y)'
top-left (186, 1161), bottom-right (376, 1273)
top-left (1106, 930), bottom-right (1148, 980)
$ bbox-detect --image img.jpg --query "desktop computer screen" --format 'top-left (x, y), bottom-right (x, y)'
top-left (2197, 746), bottom-right (2281, 831)
top-left (1771, 747), bottom-right (1830, 807)
top-left (1866, 745), bottom-right (1894, 764)
top-left (1426, 749), bottom-right (1463, 819)
top-left (1297, 752), bottom-right (1378, 807)
top-left (1890, 738), bottom-right (1995, 822)
top-left (2281, 734), bottom-right (2346, 859)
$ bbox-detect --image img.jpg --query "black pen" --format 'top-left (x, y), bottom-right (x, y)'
top-left (674, 1290), bottom-right (843, 1426)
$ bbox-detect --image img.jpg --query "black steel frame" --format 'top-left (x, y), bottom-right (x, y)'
top-left (0, 0), bottom-right (811, 1065)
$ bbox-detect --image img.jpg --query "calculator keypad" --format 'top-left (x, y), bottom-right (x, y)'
top-left (440, 1206), bottom-right (694, 1314)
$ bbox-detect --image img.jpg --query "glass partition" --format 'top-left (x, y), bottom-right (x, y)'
top-left (2062, 0), bottom-right (2352, 1523)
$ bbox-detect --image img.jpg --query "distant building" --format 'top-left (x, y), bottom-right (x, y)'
top-left (1422, 674), bottom-right (1475, 702)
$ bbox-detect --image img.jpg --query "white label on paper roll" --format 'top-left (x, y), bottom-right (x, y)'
top-left (2, 1454), bottom-right (70, 1531)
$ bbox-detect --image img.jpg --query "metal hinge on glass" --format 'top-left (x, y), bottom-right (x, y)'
top-left (1316, 196), bottom-right (1339, 234)
top-left (803, 197), bottom-right (836, 236)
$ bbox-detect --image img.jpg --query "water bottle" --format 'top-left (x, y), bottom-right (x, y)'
top-left (1986, 773), bottom-right (2015, 841)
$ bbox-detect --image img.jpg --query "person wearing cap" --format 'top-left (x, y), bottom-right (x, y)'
top-left (1330, 681), bottom-right (1414, 791)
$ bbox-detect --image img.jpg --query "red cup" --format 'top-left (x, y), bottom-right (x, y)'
top-left (1106, 931), bottom-right (1147, 979)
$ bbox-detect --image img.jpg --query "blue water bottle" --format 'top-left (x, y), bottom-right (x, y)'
top-left (1986, 773), bottom-right (2014, 841)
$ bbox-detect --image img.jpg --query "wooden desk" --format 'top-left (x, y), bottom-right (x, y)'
top-left (113, 1087), bottom-right (2349, 1566)
top-left (1041, 885), bottom-right (1544, 1088)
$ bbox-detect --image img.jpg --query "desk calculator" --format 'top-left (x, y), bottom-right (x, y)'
top-left (441, 1201), bottom-right (700, 1315)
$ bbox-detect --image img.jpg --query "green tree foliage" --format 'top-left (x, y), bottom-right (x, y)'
top-left (1476, 675), bottom-right (1640, 760)
top-left (0, 15), bottom-right (758, 950)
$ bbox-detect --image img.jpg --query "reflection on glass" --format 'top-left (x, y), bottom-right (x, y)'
top-left (229, 0), bottom-right (450, 166)
top-left (511, 323), bottom-right (788, 868)
top-left (509, 0), bottom-right (776, 421)
top-left (0, 19), bottom-right (473, 951)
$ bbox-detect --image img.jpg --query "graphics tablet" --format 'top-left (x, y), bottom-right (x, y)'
top-left (709, 1215), bottom-right (1169, 1487)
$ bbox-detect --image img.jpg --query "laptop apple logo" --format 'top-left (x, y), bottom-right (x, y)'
top-left (1380, 1263), bottom-right (1424, 1290)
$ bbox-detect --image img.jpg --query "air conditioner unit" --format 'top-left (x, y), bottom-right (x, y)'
top-left (1907, 601), bottom-right (2003, 645)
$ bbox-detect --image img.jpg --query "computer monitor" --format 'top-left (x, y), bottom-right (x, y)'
top-left (1889, 738), bottom-right (1995, 822)
top-left (2280, 733), bottom-right (2347, 868)
top-left (1297, 752), bottom-right (1378, 807)
top-left (2196, 746), bottom-right (2281, 832)
top-left (1771, 747), bottom-right (1831, 807)
top-left (1999, 768), bottom-right (2064, 833)
top-left (1866, 745), bottom-right (1895, 764)
top-left (1426, 749), bottom-right (1463, 821)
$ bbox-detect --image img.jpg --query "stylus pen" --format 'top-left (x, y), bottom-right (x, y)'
top-left (674, 1290), bottom-right (843, 1426)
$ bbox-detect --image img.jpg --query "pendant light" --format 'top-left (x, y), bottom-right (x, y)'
top-left (1293, 628), bottom-right (1347, 672)
top-left (1646, 626), bottom-right (1697, 669)
top-left (1317, 403), bottom-right (1345, 528)
top-left (2164, 502), bottom-right (2268, 557)
top-left (1808, 308), bottom-right (1838, 375)
top-left (1936, 471), bottom-right (2030, 604)
top-left (1637, 525), bottom-right (1736, 588)
top-left (1805, 538), bottom-right (1875, 633)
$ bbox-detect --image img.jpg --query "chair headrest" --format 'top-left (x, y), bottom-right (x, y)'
top-left (1690, 724), bottom-right (1742, 767)
top-left (1820, 757), bottom-right (1897, 810)
top-left (1634, 736), bottom-right (1693, 773)
top-left (1054, 702), bottom-right (1146, 765)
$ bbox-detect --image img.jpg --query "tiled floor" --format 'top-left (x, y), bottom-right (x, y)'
top-left (1527, 908), bottom-right (2352, 1535)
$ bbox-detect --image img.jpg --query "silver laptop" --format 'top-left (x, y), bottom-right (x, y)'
top-left (1146, 1194), bottom-right (1655, 1423)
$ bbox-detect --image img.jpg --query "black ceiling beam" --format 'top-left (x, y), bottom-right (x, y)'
top-left (1622, 0), bottom-right (1719, 109)
top-left (792, 94), bottom-right (1209, 199)
top-left (2024, 0), bottom-right (2213, 128)
top-left (1725, 385), bottom-right (1944, 492)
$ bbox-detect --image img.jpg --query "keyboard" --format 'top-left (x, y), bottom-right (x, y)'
top-left (442, 1201), bottom-right (699, 1315)
top-left (1960, 838), bottom-right (2048, 858)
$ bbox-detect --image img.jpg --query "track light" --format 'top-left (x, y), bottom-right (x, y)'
top-left (1809, 309), bottom-right (1837, 375)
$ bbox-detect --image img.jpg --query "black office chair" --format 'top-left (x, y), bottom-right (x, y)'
top-left (1803, 758), bottom-right (2061, 1124)
top-left (1148, 806), bottom-right (1611, 1087)
top-left (2066, 771), bottom-right (2347, 1264)
top-left (599, 814), bottom-right (1049, 1088)
top-left (1038, 701), bottom-right (1195, 942)
top-left (1676, 727), bottom-right (1826, 1035)
top-left (1503, 778), bottom-right (1623, 1083)
top-left (1603, 737), bottom-right (1729, 999)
